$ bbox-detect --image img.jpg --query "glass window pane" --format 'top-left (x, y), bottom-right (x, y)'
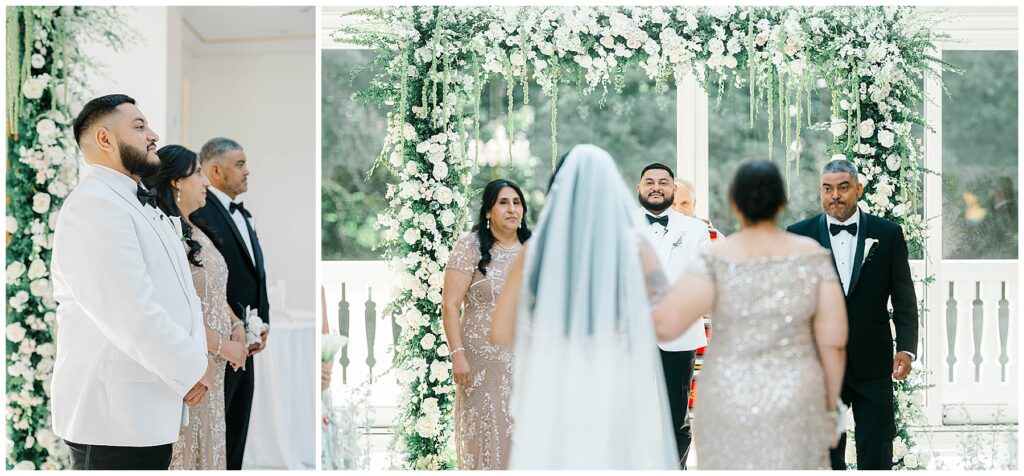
top-left (708, 83), bottom-right (835, 235)
top-left (322, 49), bottom-right (391, 260)
top-left (942, 50), bottom-right (1019, 260)
top-left (472, 71), bottom-right (677, 226)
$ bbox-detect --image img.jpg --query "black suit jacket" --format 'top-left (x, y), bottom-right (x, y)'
top-left (787, 212), bottom-right (917, 382)
top-left (194, 196), bottom-right (270, 325)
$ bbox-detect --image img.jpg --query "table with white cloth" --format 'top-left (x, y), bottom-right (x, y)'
top-left (242, 316), bottom-right (317, 469)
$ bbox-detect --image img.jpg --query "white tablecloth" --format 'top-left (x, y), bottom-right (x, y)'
top-left (242, 319), bottom-right (317, 469)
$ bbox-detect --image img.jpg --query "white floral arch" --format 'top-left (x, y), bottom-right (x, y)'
top-left (337, 5), bottom-right (951, 470)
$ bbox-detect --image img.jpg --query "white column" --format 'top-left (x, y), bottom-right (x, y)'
top-left (676, 75), bottom-right (710, 218)
top-left (922, 45), bottom-right (945, 427)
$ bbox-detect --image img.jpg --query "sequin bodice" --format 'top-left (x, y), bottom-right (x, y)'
top-left (687, 249), bottom-right (838, 470)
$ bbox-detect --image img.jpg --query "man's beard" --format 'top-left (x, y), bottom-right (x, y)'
top-left (638, 191), bottom-right (673, 214)
top-left (119, 140), bottom-right (159, 178)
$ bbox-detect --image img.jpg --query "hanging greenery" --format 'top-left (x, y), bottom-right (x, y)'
top-left (6, 6), bottom-right (131, 470)
top-left (335, 5), bottom-right (951, 469)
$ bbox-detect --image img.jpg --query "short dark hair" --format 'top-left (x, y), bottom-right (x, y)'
top-left (72, 94), bottom-right (136, 145)
top-left (640, 162), bottom-right (675, 180)
top-left (729, 159), bottom-right (788, 224)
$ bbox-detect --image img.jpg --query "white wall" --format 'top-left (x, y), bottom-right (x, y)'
top-left (184, 50), bottom-right (316, 318)
top-left (79, 6), bottom-right (177, 143)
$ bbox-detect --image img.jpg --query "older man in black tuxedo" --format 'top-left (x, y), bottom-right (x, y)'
top-left (787, 159), bottom-right (918, 470)
top-left (195, 137), bottom-right (270, 470)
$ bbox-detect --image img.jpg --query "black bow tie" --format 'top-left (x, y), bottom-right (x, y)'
top-left (230, 201), bottom-right (251, 218)
top-left (646, 214), bottom-right (669, 227)
top-left (136, 183), bottom-right (158, 209)
top-left (830, 222), bottom-right (857, 236)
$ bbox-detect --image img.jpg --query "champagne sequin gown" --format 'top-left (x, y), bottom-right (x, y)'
top-left (170, 228), bottom-right (230, 470)
top-left (686, 249), bottom-right (838, 470)
top-left (445, 233), bottom-right (521, 470)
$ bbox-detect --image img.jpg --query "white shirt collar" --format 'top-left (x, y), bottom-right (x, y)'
top-left (86, 163), bottom-right (139, 196)
top-left (643, 207), bottom-right (672, 218)
top-left (826, 207), bottom-right (860, 227)
top-left (208, 185), bottom-right (236, 210)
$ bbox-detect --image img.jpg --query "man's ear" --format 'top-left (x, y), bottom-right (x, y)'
top-left (94, 126), bottom-right (116, 154)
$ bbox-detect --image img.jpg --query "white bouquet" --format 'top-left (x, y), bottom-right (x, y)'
top-left (322, 333), bottom-right (348, 363)
top-left (243, 306), bottom-right (268, 347)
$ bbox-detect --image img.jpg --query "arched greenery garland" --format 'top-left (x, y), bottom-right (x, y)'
top-left (337, 6), bottom-right (950, 470)
top-left (5, 6), bottom-right (131, 470)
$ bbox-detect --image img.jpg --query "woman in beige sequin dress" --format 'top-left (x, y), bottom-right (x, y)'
top-left (653, 159), bottom-right (848, 470)
top-left (442, 179), bottom-right (530, 470)
top-left (144, 146), bottom-right (249, 470)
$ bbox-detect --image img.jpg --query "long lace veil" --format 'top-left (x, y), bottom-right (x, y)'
top-left (507, 144), bottom-right (678, 469)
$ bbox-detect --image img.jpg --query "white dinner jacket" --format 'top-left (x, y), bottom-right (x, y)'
top-left (636, 208), bottom-right (711, 352)
top-left (50, 164), bottom-right (208, 447)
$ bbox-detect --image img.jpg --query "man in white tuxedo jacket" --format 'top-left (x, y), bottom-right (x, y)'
top-left (50, 94), bottom-right (211, 470)
top-left (635, 163), bottom-right (710, 470)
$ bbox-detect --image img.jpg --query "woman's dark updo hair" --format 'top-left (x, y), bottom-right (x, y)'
top-left (472, 179), bottom-right (531, 275)
top-left (142, 145), bottom-right (213, 267)
top-left (728, 158), bottom-right (788, 224)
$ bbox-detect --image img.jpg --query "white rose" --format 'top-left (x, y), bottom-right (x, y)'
top-left (398, 206), bottom-right (414, 222)
top-left (902, 451), bottom-right (919, 467)
top-left (435, 186), bottom-right (454, 205)
top-left (47, 179), bottom-right (69, 198)
top-left (7, 216), bottom-right (18, 234)
top-left (31, 54), bottom-right (45, 69)
top-left (784, 41), bottom-right (799, 57)
top-left (420, 332), bottom-right (436, 350)
top-left (27, 259), bottom-right (47, 280)
top-left (415, 415), bottom-right (437, 438)
top-left (816, 78), bottom-right (828, 89)
top-left (7, 323), bottom-right (27, 343)
top-left (754, 32), bottom-right (768, 46)
top-left (22, 77), bottom-right (46, 99)
top-left (877, 129), bottom-right (895, 148)
top-left (829, 117), bottom-right (847, 137)
top-left (573, 54), bottom-right (593, 68)
top-left (36, 428), bottom-right (55, 449)
top-left (403, 124), bottom-right (417, 141)
top-left (13, 461), bottom-right (35, 470)
top-left (726, 37), bottom-right (741, 54)
top-left (858, 119), bottom-right (875, 139)
top-left (433, 163), bottom-right (449, 181)
top-left (626, 37), bottom-right (642, 50)
top-left (600, 36), bottom-right (615, 49)
top-left (839, 99), bottom-right (850, 111)
top-left (509, 51), bottom-right (525, 67)
top-left (723, 55), bottom-right (738, 69)
top-left (30, 278), bottom-right (52, 298)
top-left (708, 37), bottom-right (725, 55)
top-left (429, 359), bottom-right (450, 382)
top-left (9, 290), bottom-right (29, 310)
top-left (421, 397), bottom-right (440, 416)
top-left (36, 118), bottom-right (57, 139)
top-left (7, 261), bottom-right (27, 284)
top-left (886, 155), bottom-right (901, 171)
top-left (36, 342), bottom-right (55, 357)
top-left (403, 228), bottom-right (421, 245)
top-left (830, 154), bottom-right (847, 162)
top-left (439, 209), bottom-right (456, 228)
top-left (32, 192), bottom-right (52, 214)
top-left (893, 439), bottom-right (908, 459)
top-left (437, 343), bottom-right (450, 357)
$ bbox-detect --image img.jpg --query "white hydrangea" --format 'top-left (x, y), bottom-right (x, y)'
top-left (30, 278), bottom-right (52, 299)
top-left (7, 261), bottom-right (27, 285)
top-left (9, 291), bottom-right (30, 311)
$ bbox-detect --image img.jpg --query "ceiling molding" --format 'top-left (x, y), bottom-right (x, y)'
top-left (183, 17), bottom-right (315, 45)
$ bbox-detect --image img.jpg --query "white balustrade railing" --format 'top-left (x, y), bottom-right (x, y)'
top-left (323, 258), bottom-right (1017, 428)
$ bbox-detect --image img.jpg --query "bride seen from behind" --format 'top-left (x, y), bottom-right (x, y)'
top-left (490, 144), bottom-right (678, 470)
top-left (652, 158), bottom-right (848, 470)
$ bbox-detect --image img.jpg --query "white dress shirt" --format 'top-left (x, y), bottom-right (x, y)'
top-left (209, 185), bottom-right (255, 264)
top-left (645, 208), bottom-right (671, 236)
top-left (826, 209), bottom-right (860, 295)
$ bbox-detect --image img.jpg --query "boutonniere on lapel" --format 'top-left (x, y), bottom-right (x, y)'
top-left (672, 232), bottom-right (686, 249)
top-left (862, 238), bottom-right (879, 267)
top-left (170, 216), bottom-right (186, 242)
